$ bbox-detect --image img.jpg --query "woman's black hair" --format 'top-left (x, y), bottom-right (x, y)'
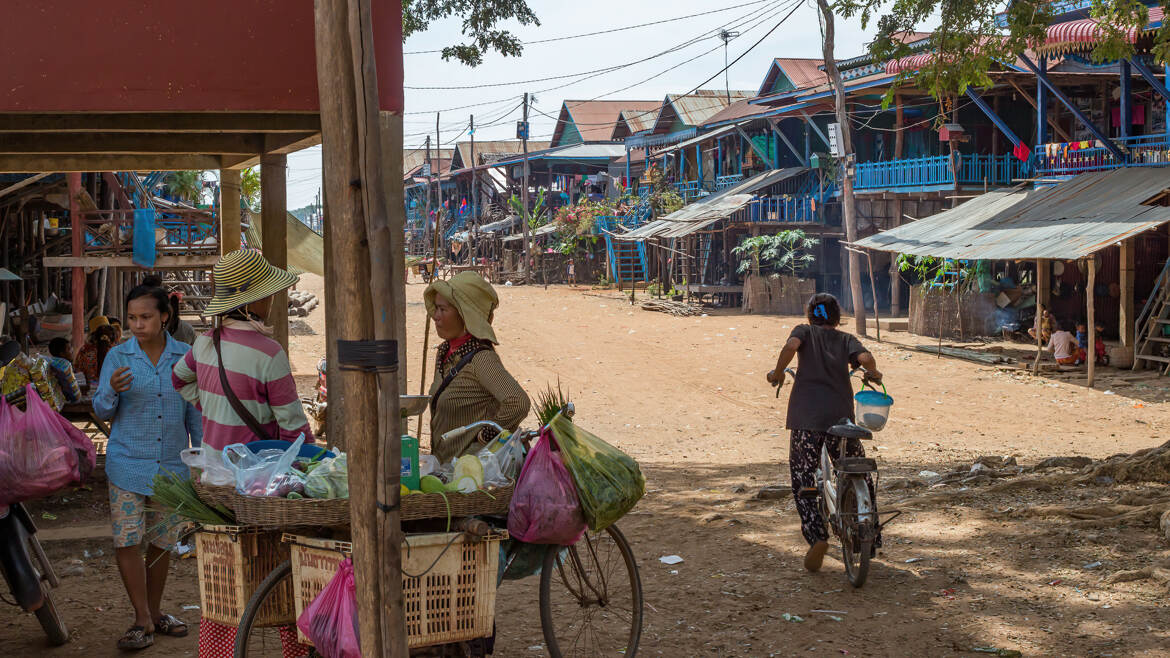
top-left (806, 292), bottom-right (842, 327)
top-left (48, 337), bottom-right (69, 358)
top-left (126, 276), bottom-right (171, 326)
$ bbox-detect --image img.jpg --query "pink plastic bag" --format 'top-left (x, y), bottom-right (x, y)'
top-left (507, 430), bottom-right (587, 545)
top-left (0, 384), bottom-right (91, 506)
top-left (296, 557), bottom-right (361, 658)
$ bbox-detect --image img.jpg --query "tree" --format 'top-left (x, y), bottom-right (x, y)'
top-left (165, 170), bottom-right (205, 205)
top-left (403, 0), bottom-right (540, 66)
top-left (241, 166), bottom-right (261, 211)
top-left (835, 0), bottom-right (1161, 101)
top-left (732, 230), bottom-right (820, 278)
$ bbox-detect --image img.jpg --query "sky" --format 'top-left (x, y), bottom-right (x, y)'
top-left (285, 0), bottom-right (881, 208)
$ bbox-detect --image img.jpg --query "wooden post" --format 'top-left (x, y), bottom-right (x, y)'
top-left (894, 94), bottom-right (905, 160)
top-left (1033, 259), bottom-right (1047, 374)
top-left (219, 169), bottom-right (242, 253)
top-left (890, 200), bottom-right (902, 316)
top-left (1119, 238), bottom-right (1135, 349)
top-left (261, 153), bottom-right (289, 351)
top-left (1087, 254), bottom-right (1097, 388)
top-left (521, 92), bottom-right (532, 276)
top-left (314, 0), bottom-right (406, 656)
top-left (68, 173), bottom-right (84, 351)
top-left (381, 111), bottom-right (408, 390)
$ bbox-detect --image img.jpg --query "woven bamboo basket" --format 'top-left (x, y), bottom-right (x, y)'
top-left (193, 478), bottom-right (513, 527)
top-left (284, 530), bottom-right (505, 648)
top-left (194, 525), bottom-right (295, 627)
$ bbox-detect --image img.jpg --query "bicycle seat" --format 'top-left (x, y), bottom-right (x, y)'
top-left (828, 418), bottom-right (873, 440)
top-left (840, 457), bottom-right (878, 474)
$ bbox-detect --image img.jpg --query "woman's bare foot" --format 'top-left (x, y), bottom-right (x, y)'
top-left (804, 540), bottom-right (829, 572)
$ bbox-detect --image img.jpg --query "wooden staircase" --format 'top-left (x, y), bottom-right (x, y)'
top-left (1134, 259), bottom-right (1170, 372)
top-left (605, 237), bottom-right (647, 285)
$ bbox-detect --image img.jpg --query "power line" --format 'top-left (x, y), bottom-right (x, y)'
top-left (404, 0), bottom-right (774, 54)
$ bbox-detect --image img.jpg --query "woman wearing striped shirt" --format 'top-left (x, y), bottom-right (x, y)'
top-left (170, 249), bottom-right (312, 658)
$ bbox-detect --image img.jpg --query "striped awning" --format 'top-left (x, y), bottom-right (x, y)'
top-left (1038, 7), bottom-right (1163, 55)
top-left (885, 53), bottom-right (935, 75)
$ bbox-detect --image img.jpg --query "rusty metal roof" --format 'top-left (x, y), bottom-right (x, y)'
top-left (616, 168), bottom-right (807, 240)
top-left (404, 148), bottom-right (452, 174)
top-left (655, 90), bottom-right (755, 132)
top-left (613, 108), bottom-right (659, 138)
top-left (550, 100), bottom-right (659, 144)
top-left (450, 140), bottom-right (548, 171)
top-left (852, 168), bottom-right (1170, 260)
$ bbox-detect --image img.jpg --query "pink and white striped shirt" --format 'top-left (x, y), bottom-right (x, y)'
top-left (172, 320), bottom-right (314, 450)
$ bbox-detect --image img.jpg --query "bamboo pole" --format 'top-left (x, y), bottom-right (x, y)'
top-left (416, 207), bottom-right (444, 438)
top-left (1087, 254), bottom-right (1097, 388)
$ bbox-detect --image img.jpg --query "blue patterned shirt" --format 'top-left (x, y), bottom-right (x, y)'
top-left (93, 335), bottom-right (203, 495)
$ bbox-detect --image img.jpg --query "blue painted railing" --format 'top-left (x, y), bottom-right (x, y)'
top-left (674, 180), bottom-right (701, 200)
top-left (746, 196), bottom-right (817, 223)
top-left (1035, 134), bottom-right (1170, 175)
top-left (716, 174), bottom-right (744, 190)
top-left (853, 153), bottom-right (1031, 190)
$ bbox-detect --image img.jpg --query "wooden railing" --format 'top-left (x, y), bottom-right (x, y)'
top-left (80, 208), bottom-right (218, 257)
top-left (1035, 134), bottom-right (1170, 175)
top-left (854, 153), bottom-right (1031, 190)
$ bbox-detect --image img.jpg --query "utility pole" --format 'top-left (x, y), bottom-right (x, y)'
top-left (718, 29), bottom-right (740, 105)
top-left (520, 92), bottom-right (532, 275)
top-left (816, 0), bottom-right (867, 335)
top-left (435, 112), bottom-right (444, 253)
top-left (424, 134), bottom-right (432, 248)
top-left (470, 113), bottom-right (477, 261)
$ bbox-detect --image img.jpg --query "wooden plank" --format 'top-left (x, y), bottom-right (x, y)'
top-left (0, 173), bottom-right (50, 200)
top-left (0, 154), bottom-right (222, 173)
top-left (43, 255), bottom-right (220, 268)
top-left (231, 132), bottom-right (326, 169)
top-left (261, 152), bottom-right (289, 351)
top-left (0, 113), bottom-right (320, 133)
top-left (219, 170), bottom-right (242, 253)
top-left (68, 174), bottom-right (84, 353)
top-left (0, 133), bottom-right (270, 155)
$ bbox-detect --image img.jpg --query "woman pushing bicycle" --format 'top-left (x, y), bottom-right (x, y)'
top-left (766, 293), bottom-right (883, 572)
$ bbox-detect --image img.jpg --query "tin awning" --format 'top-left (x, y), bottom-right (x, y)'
top-left (852, 168), bottom-right (1170, 260)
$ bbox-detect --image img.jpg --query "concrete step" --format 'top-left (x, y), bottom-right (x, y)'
top-left (865, 317), bottom-right (909, 332)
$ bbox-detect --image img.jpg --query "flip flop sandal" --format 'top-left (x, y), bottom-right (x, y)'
top-left (154, 614), bottom-right (189, 638)
top-left (117, 626), bottom-right (154, 651)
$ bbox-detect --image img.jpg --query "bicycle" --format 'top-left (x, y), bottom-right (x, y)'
top-left (232, 409), bottom-right (644, 657)
top-left (777, 368), bottom-right (899, 588)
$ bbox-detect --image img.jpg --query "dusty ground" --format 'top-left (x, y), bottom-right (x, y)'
top-left (4, 275), bottom-right (1170, 657)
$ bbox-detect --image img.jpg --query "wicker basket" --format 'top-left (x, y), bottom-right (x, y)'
top-left (193, 478), bottom-right (513, 527)
top-left (284, 531), bottom-right (504, 649)
top-left (194, 525), bottom-right (295, 627)
top-left (401, 482), bottom-right (514, 521)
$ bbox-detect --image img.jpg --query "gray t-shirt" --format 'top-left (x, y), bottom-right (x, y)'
top-left (785, 324), bottom-right (867, 432)
top-left (170, 320), bottom-right (198, 346)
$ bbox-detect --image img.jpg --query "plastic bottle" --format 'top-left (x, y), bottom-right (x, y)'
top-left (400, 435), bottom-right (421, 491)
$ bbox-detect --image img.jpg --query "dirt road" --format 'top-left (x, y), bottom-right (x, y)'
top-left (5, 277), bottom-right (1169, 656)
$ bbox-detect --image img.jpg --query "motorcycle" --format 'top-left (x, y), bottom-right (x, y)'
top-left (0, 501), bottom-right (70, 644)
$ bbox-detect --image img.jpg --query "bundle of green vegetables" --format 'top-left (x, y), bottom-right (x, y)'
top-left (151, 470), bottom-right (237, 525)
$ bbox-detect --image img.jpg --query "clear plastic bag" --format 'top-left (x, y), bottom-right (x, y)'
top-left (549, 415), bottom-right (645, 532)
top-left (221, 435), bottom-right (307, 497)
top-left (180, 447), bottom-right (234, 487)
top-left (304, 453), bottom-right (349, 499)
top-left (296, 557), bottom-right (361, 658)
top-left (507, 430), bottom-right (586, 545)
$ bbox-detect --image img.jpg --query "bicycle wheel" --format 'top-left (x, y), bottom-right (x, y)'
top-left (234, 560), bottom-right (303, 658)
top-left (839, 480), bottom-right (873, 588)
top-left (539, 524), bottom-right (643, 658)
top-left (34, 580), bottom-right (69, 646)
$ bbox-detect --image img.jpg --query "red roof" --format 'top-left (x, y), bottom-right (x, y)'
top-left (551, 100), bottom-right (659, 144)
top-left (1040, 7), bottom-right (1162, 53)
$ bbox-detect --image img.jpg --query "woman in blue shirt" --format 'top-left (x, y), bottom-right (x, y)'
top-left (93, 278), bottom-right (202, 651)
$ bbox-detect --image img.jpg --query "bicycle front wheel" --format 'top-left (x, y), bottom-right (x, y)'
top-left (234, 560), bottom-right (300, 658)
top-left (539, 524), bottom-right (644, 658)
top-left (840, 480), bottom-right (873, 588)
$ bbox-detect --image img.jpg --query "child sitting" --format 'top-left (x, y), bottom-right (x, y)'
top-left (1047, 322), bottom-right (1079, 365)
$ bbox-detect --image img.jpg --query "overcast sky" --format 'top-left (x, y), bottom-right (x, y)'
top-left (286, 0), bottom-right (879, 208)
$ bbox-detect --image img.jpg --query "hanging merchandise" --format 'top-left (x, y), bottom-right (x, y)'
top-left (507, 430), bottom-right (586, 546)
top-left (297, 558), bottom-right (361, 658)
top-left (549, 414), bottom-right (645, 532)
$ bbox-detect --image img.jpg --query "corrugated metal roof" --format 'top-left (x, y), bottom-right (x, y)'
top-left (658, 90), bottom-right (755, 131)
top-left (501, 222), bottom-right (559, 242)
top-left (700, 100), bottom-right (773, 128)
top-left (479, 216), bottom-right (522, 233)
top-left (614, 108), bottom-right (658, 137)
top-left (404, 148), bottom-right (452, 174)
top-left (653, 123), bottom-right (742, 155)
top-left (489, 142), bottom-right (627, 168)
top-left (550, 100), bottom-right (659, 144)
top-left (616, 167), bottom-right (807, 240)
top-left (450, 140), bottom-right (548, 172)
top-left (852, 168), bottom-right (1170, 260)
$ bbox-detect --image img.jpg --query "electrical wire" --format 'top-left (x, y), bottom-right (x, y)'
top-left (403, 0), bottom-right (774, 54)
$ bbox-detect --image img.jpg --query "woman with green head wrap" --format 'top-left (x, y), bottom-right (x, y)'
top-left (424, 272), bottom-right (530, 462)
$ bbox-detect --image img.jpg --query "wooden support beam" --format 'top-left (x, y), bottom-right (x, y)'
top-left (0, 154), bottom-right (222, 173)
top-left (1120, 238), bottom-right (1135, 348)
top-left (1019, 53), bottom-right (1124, 160)
top-left (0, 113), bottom-right (321, 133)
top-left (68, 174), bottom-right (84, 352)
top-left (43, 255), bottom-right (221, 269)
top-left (0, 173), bottom-right (50, 200)
top-left (219, 169), bottom-right (242, 254)
top-left (381, 111), bottom-right (408, 390)
top-left (1003, 77), bottom-right (1072, 142)
top-left (231, 133), bottom-right (327, 170)
top-left (0, 133), bottom-right (270, 155)
top-left (261, 153), bottom-right (289, 351)
top-left (1087, 255), bottom-right (1097, 388)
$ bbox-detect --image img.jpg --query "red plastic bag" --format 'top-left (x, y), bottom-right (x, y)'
top-left (296, 557), bottom-right (361, 658)
top-left (507, 430), bottom-right (587, 545)
top-left (0, 384), bottom-right (91, 506)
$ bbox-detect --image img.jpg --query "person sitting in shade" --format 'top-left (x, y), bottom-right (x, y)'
top-left (1047, 321), bottom-right (1080, 365)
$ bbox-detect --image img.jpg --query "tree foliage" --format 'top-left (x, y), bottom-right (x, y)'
top-left (834, 0), bottom-right (1165, 101)
top-left (732, 230), bottom-right (820, 277)
top-left (403, 0), bottom-right (540, 66)
top-left (165, 171), bottom-right (205, 205)
top-left (241, 167), bottom-right (261, 212)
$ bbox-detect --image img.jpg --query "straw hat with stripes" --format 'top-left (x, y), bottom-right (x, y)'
top-left (204, 249), bottom-right (299, 317)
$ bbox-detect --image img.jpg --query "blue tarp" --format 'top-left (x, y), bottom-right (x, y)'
top-left (132, 208), bottom-right (156, 268)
